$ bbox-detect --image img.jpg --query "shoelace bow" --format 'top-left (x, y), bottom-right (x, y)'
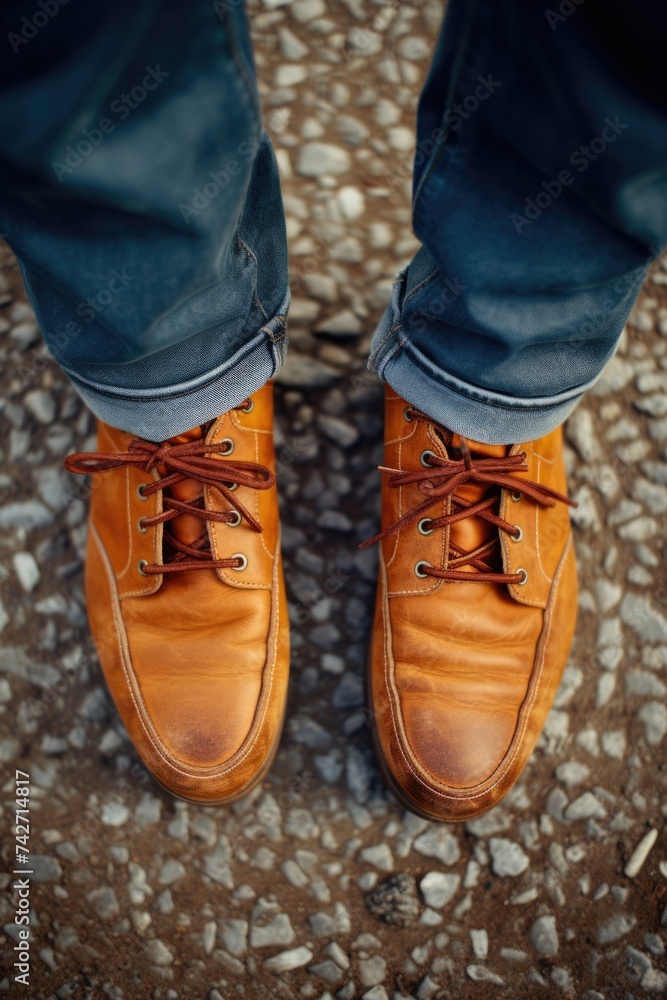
top-left (64, 401), bottom-right (274, 574)
top-left (361, 407), bottom-right (575, 585)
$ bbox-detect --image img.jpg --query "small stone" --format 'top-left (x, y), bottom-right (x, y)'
top-left (276, 354), bottom-right (339, 388)
top-left (308, 958), bottom-right (343, 984)
top-left (387, 126), bottom-right (414, 152)
top-left (264, 946), bottom-right (313, 973)
top-left (336, 186), bottom-right (365, 221)
top-left (564, 792), bottom-right (606, 821)
top-left (315, 309), bottom-right (362, 338)
top-left (278, 26), bottom-right (309, 60)
top-left (317, 415), bottom-right (359, 448)
top-left (158, 858), bottom-right (186, 885)
top-left (530, 915), bottom-right (559, 956)
top-left (274, 63), bottom-right (307, 87)
top-left (466, 965), bottom-right (506, 986)
top-left (361, 989), bottom-right (389, 1000)
top-left (488, 838), bottom-right (530, 877)
top-left (359, 955), bottom-right (387, 987)
top-left (638, 701), bottom-right (667, 745)
top-left (566, 408), bottom-right (602, 463)
top-left (290, 0), bottom-right (325, 23)
top-left (219, 918), bottom-right (248, 956)
top-left (145, 939), bottom-right (174, 966)
top-left (624, 828), bottom-right (659, 877)
top-left (597, 914), bottom-right (636, 945)
top-left (86, 887), bottom-right (119, 921)
top-left (413, 827), bottom-right (461, 865)
top-left (419, 872), bottom-right (460, 910)
top-left (470, 929), bottom-right (488, 959)
top-left (0, 502), bottom-right (53, 529)
top-left (601, 730), bottom-right (626, 759)
top-left (12, 551), bottom-right (40, 592)
top-left (297, 142), bottom-right (351, 177)
top-left (365, 874), bottom-right (421, 927)
top-left (617, 516), bottom-right (659, 542)
top-left (250, 902), bottom-right (295, 949)
top-left (642, 969), bottom-right (667, 992)
top-left (101, 801), bottom-right (130, 827)
top-left (31, 855), bottom-right (62, 882)
top-left (24, 389), bottom-right (56, 424)
top-left (302, 273), bottom-right (337, 303)
top-left (625, 669), bottom-right (666, 697)
top-left (555, 760), bottom-right (590, 788)
top-left (621, 593), bottom-right (667, 643)
top-left (358, 843), bottom-right (394, 872)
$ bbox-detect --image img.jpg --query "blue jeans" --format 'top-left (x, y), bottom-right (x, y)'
top-left (1, 0), bottom-right (665, 443)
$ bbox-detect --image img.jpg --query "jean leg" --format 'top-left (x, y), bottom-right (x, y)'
top-left (0, 0), bottom-right (289, 440)
top-left (369, 0), bottom-right (667, 444)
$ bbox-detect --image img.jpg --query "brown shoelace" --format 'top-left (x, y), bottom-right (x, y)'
top-left (361, 407), bottom-right (575, 585)
top-left (64, 401), bottom-right (274, 574)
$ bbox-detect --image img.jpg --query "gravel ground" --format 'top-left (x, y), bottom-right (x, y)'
top-left (1, 1), bottom-right (667, 997)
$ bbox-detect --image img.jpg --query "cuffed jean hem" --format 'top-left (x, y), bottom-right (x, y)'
top-left (368, 280), bottom-right (599, 445)
top-left (63, 307), bottom-right (288, 441)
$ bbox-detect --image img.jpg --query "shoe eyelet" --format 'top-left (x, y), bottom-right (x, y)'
top-left (227, 510), bottom-right (242, 527)
top-left (240, 398), bottom-right (254, 413)
top-left (137, 484), bottom-right (148, 501)
top-left (414, 560), bottom-right (431, 579)
top-left (137, 517), bottom-right (148, 534)
top-left (417, 518), bottom-right (434, 536)
top-left (220, 438), bottom-right (234, 455)
top-left (420, 450), bottom-right (436, 468)
top-left (403, 406), bottom-right (413, 423)
top-left (225, 482), bottom-right (238, 491)
top-left (511, 490), bottom-right (522, 502)
top-left (511, 525), bottom-right (523, 542)
top-left (137, 559), bottom-right (149, 576)
top-left (231, 553), bottom-right (248, 571)
top-left (516, 568), bottom-right (528, 585)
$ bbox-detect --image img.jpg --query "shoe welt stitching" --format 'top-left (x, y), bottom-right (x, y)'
top-left (383, 533), bottom-right (572, 803)
top-left (93, 520), bottom-right (282, 782)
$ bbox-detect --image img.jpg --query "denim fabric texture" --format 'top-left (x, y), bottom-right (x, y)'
top-left (369, 0), bottom-right (667, 442)
top-left (0, 0), bottom-right (289, 439)
top-left (1, 0), bottom-right (666, 441)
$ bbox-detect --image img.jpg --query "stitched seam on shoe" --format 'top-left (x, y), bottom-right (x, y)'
top-left (210, 417), bottom-right (274, 587)
top-left (255, 428), bottom-right (275, 563)
top-left (384, 533), bottom-right (571, 803)
top-left (387, 423), bottom-right (446, 597)
top-left (534, 458), bottom-right (553, 587)
top-left (94, 520), bottom-right (282, 781)
top-left (117, 467), bottom-right (133, 580)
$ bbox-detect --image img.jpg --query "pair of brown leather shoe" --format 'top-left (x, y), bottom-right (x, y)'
top-left (64, 381), bottom-right (577, 822)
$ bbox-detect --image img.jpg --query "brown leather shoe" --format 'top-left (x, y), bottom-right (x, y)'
top-left (65, 381), bottom-right (289, 804)
top-left (364, 388), bottom-right (578, 822)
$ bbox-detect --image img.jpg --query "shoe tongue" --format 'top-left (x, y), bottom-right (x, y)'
top-left (449, 432), bottom-right (507, 459)
top-left (162, 426), bottom-right (205, 547)
top-left (441, 432), bottom-right (509, 571)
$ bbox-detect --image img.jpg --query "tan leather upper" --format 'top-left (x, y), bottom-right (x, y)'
top-left (370, 388), bottom-right (578, 821)
top-left (80, 382), bottom-right (289, 803)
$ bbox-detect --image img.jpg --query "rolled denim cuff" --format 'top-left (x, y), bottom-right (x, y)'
top-left (368, 268), bottom-right (599, 445)
top-left (64, 290), bottom-right (289, 441)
